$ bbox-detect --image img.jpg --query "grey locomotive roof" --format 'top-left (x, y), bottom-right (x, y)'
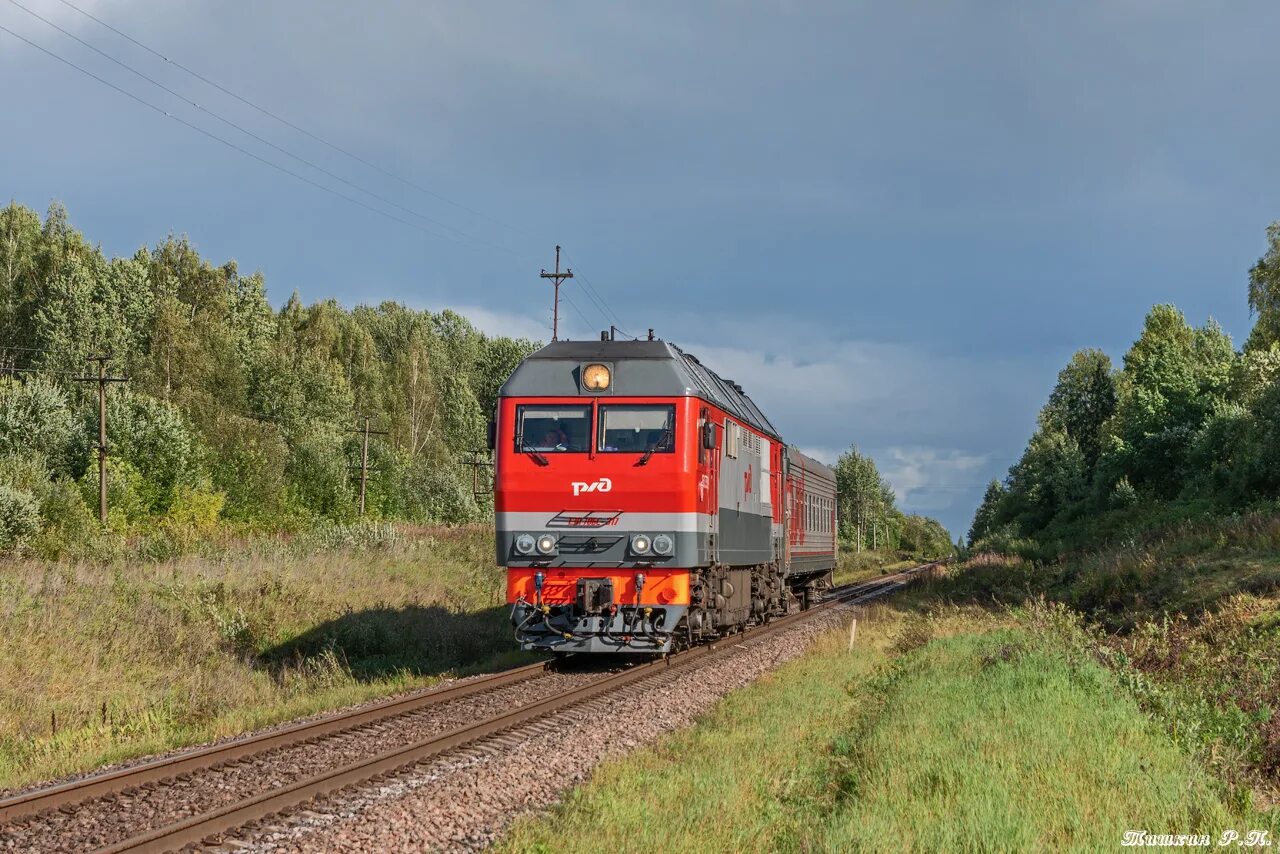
top-left (502, 339), bottom-right (782, 440)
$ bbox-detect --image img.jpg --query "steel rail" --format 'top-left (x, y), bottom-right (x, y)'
top-left (95, 562), bottom-right (940, 854)
top-left (0, 660), bottom-right (554, 823)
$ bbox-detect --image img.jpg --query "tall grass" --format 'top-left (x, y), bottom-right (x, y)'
top-left (833, 549), bottom-right (915, 585)
top-left (0, 524), bottom-right (527, 791)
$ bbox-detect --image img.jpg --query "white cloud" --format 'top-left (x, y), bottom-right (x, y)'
top-left (432, 304), bottom-right (549, 343)
top-left (878, 446), bottom-right (989, 515)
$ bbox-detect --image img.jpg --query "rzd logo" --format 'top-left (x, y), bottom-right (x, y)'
top-left (572, 477), bottom-right (613, 497)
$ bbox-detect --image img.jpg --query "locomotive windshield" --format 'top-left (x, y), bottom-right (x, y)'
top-left (516, 405), bottom-right (591, 452)
top-left (598, 404), bottom-right (675, 453)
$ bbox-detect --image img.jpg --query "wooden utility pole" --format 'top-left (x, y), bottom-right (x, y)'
top-left (539, 245), bottom-right (573, 341)
top-left (346, 416), bottom-right (389, 515)
top-left (75, 355), bottom-right (127, 524)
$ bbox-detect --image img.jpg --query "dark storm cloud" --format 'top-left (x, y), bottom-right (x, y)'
top-left (3, 0), bottom-right (1279, 535)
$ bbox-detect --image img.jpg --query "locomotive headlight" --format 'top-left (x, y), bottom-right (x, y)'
top-left (651, 533), bottom-right (674, 556)
top-left (582, 363), bottom-right (611, 391)
top-left (535, 534), bottom-right (558, 555)
top-left (515, 533), bottom-right (536, 555)
top-left (630, 533), bottom-right (652, 555)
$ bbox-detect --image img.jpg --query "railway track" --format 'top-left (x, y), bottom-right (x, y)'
top-left (0, 561), bottom-right (940, 853)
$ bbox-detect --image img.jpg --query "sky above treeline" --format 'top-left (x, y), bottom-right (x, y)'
top-left (3, 1), bottom-right (1279, 537)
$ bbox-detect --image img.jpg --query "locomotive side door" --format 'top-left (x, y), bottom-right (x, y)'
top-left (698, 406), bottom-right (719, 564)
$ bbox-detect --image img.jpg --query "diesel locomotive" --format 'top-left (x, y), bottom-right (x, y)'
top-left (492, 337), bottom-right (837, 654)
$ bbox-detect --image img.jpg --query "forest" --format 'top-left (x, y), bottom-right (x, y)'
top-left (969, 222), bottom-right (1280, 556)
top-left (0, 201), bottom-right (537, 557)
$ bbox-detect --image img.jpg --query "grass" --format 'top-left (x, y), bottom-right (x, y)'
top-left (833, 548), bottom-right (918, 586)
top-left (937, 512), bottom-right (1280, 803)
top-left (0, 523), bottom-right (530, 791)
top-left (501, 603), bottom-right (1268, 852)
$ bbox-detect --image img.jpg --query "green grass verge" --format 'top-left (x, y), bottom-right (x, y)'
top-left (501, 607), bottom-right (1270, 852)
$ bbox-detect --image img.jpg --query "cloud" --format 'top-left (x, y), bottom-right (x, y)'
top-left (878, 447), bottom-right (989, 514)
top-left (432, 304), bottom-right (550, 343)
top-left (645, 313), bottom-right (1028, 537)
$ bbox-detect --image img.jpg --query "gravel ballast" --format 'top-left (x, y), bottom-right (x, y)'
top-left (0, 670), bottom-right (606, 852)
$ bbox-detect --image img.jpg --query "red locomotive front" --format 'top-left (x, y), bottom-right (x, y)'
top-left (494, 338), bottom-right (835, 654)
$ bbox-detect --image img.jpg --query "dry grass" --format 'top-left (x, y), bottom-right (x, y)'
top-left (0, 524), bottom-right (526, 791)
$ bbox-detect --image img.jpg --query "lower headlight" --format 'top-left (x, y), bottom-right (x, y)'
top-left (630, 533), bottom-right (651, 555)
top-left (651, 533), bottom-right (674, 556)
top-left (535, 534), bottom-right (558, 555)
top-left (515, 533), bottom-right (536, 555)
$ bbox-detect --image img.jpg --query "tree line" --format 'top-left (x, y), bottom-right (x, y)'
top-left (969, 222), bottom-right (1280, 555)
top-left (833, 445), bottom-right (953, 557)
top-left (0, 201), bottom-right (538, 555)
top-left (0, 200), bottom-right (954, 561)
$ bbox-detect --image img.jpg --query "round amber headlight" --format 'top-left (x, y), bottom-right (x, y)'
top-left (582, 363), bottom-right (611, 391)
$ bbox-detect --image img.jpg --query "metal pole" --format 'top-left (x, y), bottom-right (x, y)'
top-left (359, 416), bottom-right (370, 516)
top-left (97, 357), bottom-right (107, 524)
top-left (75, 355), bottom-right (126, 526)
top-left (540, 245), bottom-right (573, 342)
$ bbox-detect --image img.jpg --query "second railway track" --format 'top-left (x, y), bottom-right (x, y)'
top-left (0, 561), bottom-right (939, 854)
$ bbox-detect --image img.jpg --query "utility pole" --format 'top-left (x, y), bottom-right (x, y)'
top-left (539, 245), bottom-right (573, 341)
top-left (346, 416), bottom-right (389, 515)
top-left (75, 355), bottom-right (127, 525)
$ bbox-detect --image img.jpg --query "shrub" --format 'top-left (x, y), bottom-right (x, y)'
top-left (202, 415), bottom-right (289, 523)
top-left (284, 428), bottom-right (354, 520)
top-left (97, 390), bottom-right (204, 513)
top-left (80, 458), bottom-right (152, 532)
top-left (0, 484), bottom-right (41, 553)
top-left (33, 479), bottom-right (96, 558)
top-left (397, 458), bottom-right (479, 524)
top-left (166, 482), bottom-right (226, 534)
top-left (0, 378), bottom-right (80, 477)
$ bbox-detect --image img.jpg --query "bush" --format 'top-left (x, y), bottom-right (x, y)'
top-left (97, 390), bottom-right (204, 513)
top-left (33, 479), bottom-right (96, 558)
top-left (0, 378), bottom-right (80, 477)
top-left (0, 485), bottom-right (41, 553)
top-left (202, 415), bottom-right (289, 523)
top-left (80, 458), bottom-right (152, 532)
top-left (284, 428), bottom-right (354, 521)
top-left (397, 458), bottom-right (479, 524)
top-left (166, 482), bottom-right (226, 534)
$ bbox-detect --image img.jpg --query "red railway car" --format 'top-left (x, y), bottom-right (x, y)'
top-left (493, 338), bottom-right (836, 654)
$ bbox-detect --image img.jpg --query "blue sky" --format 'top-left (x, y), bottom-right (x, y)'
top-left (3, 1), bottom-right (1278, 537)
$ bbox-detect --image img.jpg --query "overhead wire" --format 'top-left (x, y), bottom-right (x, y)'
top-left (0, 23), bottom-right (471, 245)
top-left (4, 0), bottom-right (520, 258)
top-left (11, 2), bottom-right (636, 335)
top-left (46, 0), bottom-right (634, 331)
top-left (559, 248), bottom-right (635, 337)
top-left (51, 0), bottom-right (515, 231)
